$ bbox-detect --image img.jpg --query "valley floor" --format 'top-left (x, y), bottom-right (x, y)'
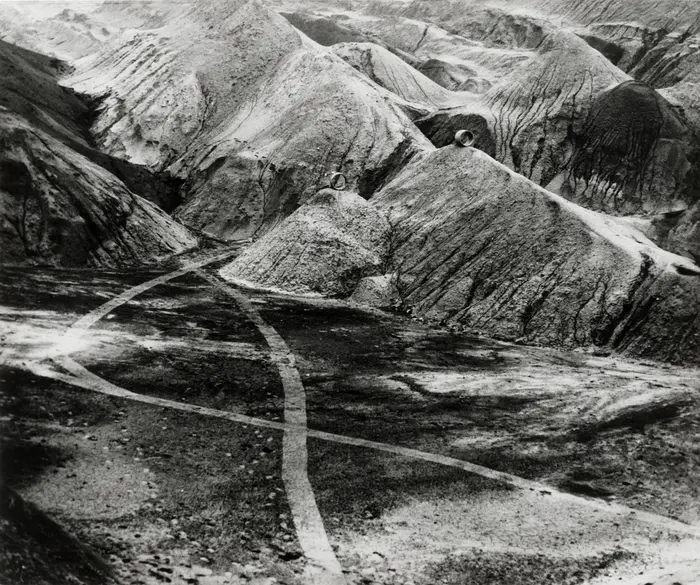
top-left (1, 245), bottom-right (699, 585)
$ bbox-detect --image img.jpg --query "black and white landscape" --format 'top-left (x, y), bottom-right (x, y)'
top-left (1, 1), bottom-right (699, 584)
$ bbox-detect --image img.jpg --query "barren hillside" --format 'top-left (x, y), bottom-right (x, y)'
top-left (2, 2), bottom-right (700, 585)
top-left (0, 40), bottom-right (197, 266)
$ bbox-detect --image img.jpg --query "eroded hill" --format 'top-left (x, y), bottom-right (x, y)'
top-left (0, 0), bottom-right (699, 363)
top-left (0, 40), bottom-right (196, 266)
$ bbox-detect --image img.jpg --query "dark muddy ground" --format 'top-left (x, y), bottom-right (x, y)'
top-left (0, 366), bottom-right (300, 585)
top-left (1, 259), bottom-right (699, 585)
top-left (71, 274), bottom-right (285, 419)
top-left (256, 292), bottom-right (700, 523)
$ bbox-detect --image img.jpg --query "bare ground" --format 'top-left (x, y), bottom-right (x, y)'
top-left (1, 252), bottom-right (699, 585)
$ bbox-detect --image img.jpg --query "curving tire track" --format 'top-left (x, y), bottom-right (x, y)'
top-left (19, 253), bottom-right (700, 580)
top-left (28, 356), bottom-right (700, 540)
top-left (193, 269), bottom-right (344, 584)
top-left (59, 248), bottom-right (243, 336)
top-left (39, 248), bottom-right (345, 583)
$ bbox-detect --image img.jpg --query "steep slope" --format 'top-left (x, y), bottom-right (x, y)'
top-left (550, 81), bottom-right (699, 212)
top-left (0, 38), bottom-right (186, 212)
top-left (329, 42), bottom-right (472, 109)
top-left (372, 146), bottom-right (700, 364)
top-left (659, 83), bottom-right (700, 262)
top-left (280, 10), bottom-right (380, 46)
top-left (0, 4), bottom-right (107, 61)
top-left (484, 31), bottom-right (628, 184)
top-left (0, 1), bottom-right (182, 61)
top-left (0, 41), bottom-right (197, 266)
top-left (662, 82), bottom-right (700, 137)
top-left (0, 110), bottom-right (196, 266)
top-left (65, 0), bottom-right (432, 239)
top-left (518, 0), bottom-right (700, 34)
top-left (418, 31), bottom-right (629, 186)
top-left (359, 0), bottom-right (700, 38)
top-left (279, 8), bottom-right (535, 90)
top-left (0, 39), bottom-right (89, 147)
top-left (629, 34), bottom-right (700, 88)
top-left (515, 0), bottom-right (700, 89)
top-left (220, 188), bottom-right (390, 296)
top-left (416, 58), bottom-right (489, 92)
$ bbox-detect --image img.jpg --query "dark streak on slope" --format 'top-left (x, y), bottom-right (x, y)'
top-left (0, 39), bottom-right (183, 211)
top-left (373, 146), bottom-right (700, 364)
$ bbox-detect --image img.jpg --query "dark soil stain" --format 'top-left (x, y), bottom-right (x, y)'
top-left (305, 376), bottom-right (537, 445)
top-left (452, 442), bottom-right (580, 484)
top-left (422, 548), bottom-right (634, 585)
top-left (0, 437), bottom-right (71, 490)
top-left (1, 366), bottom-right (114, 426)
top-left (0, 366), bottom-right (111, 489)
top-left (96, 276), bottom-right (264, 345)
top-left (258, 298), bottom-right (505, 375)
top-left (0, 265), bottom-right (167, 314)
top-left (256, 295), bottom-right (515, 447)
top-left (72, 277), bottom-right (285, 417)
top-left (0, 484), bottom-right (117, 585)
top-left (0, 367), bottom-right (301, 583)
top-left (88, 348), bottom-right (283, 417)
top-left (308, 439), bottom-right (513, 528)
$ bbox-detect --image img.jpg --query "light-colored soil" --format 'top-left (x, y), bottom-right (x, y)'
top-left (2, 255), bottom-right (699, 585)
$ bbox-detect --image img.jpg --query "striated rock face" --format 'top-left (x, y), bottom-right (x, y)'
top-left (280, 11), bottom-right (379, 47)
top-left (525, 1), bottom-right (700, 96)
top-left (0, 5), bottom-right (105, 61)
top-left (416, 58), bottom-right (490, 93)
top-left (0, 39), bottom-right (88, 144)
top-left (664, 205), bottom-right (700, 264)
top-left (0, 40), bottom-right (197, 267)
top-left (662, 82), bottom-right (700, 138)
top-left (220, 189), bottom-right (391, 296)
top-left (0, 0), bottom-right (697, 365)
top-left (519, 0), bottom-right (700, 34)
top-left (372, 146), bottom-right (700, 364)
top-left (659, 83), bottom-right (700, 262)
top-left (279, 5), bottom-right (536, 91)
top-left (551, 81), bottom-right (700, 215)
top-left (418, 31), bottom-right (628, 183)
top-left (480, 31), bottom-right (629, 186)
top-left (0, 111), bottom-right (196, 266)
top-left (329, 42), bottom-right (472, 110)
top-left (65, 0), bottom-right (432, 240)
top-left (629, 34), bottom-right (700, 89)
top-left (0, 1), bottom-right (181, 61)
top-left (363, 0), bottom-right (553, 50)
top-left (543, 79), bottom-right (700, 263)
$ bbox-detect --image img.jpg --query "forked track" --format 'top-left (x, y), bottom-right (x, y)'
top-left (194, 268), bottom-right (343, 583)
top-left (45, 248), bottom-right (345, 584)
top-left (24, 252), bottom-right (700, 581)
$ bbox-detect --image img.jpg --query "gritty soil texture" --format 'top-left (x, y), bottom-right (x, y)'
top-left (71, 274), bottom-right (285, 419)
top-left (2, 265), bottom-right (700, 585)
top-left (0, 365), bottom-right (303, 585)
top-left (255, 291), bottom-right (700, 524)
top-left (0, 484), bottom-right (118, 585)
top-left (308, 439), bottom-right (512, 529)
top-left (421, 547), bottom-right (634, 585)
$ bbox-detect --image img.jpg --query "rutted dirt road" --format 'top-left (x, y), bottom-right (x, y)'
top-left (1, 246), bottom-right (699, 585)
